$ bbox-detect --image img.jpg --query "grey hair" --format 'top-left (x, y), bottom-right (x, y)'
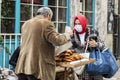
top-left (37, 7), bottom-right (53, 18)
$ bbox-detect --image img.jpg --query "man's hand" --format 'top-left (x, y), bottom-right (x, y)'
top-left (89, 39), bottom-right (97, 47)
top-left (65, 26), bottom-right (73, 36)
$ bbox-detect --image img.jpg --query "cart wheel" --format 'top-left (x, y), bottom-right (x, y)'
top-left (66, 68), bottom-right (77, 80)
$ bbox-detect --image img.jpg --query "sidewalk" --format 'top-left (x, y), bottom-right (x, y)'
top-left (103, 60), bottom-right (120, 80)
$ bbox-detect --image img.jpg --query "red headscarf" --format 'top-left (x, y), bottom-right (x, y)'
top-left (73, 14), bottom-right (87, 34)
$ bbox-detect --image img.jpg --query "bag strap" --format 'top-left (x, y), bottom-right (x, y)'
top-left (85, 28), bottom-right (90, 53)
top-left (74, 32), bottom-right (79, 42)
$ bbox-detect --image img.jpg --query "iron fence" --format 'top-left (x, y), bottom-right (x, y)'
top-left (0, 33), bottom-right (21, 68)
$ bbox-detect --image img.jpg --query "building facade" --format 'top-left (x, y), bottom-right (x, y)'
top-left (0, 0), bottom-right (120, 68)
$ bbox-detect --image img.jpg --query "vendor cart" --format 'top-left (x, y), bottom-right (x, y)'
top-left (55, 42), bottom-right (96, 80)
top-left (55, 58), bottom-right (96, 80)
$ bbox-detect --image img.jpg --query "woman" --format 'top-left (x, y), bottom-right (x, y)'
top-left (71, 14), bottom-right (105, 80)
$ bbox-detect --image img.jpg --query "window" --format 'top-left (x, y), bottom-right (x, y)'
top-left (48, 0), bottom-right (67, 33)
top-left (1, 0), bottom-right (15, 33)
top-left (20, 0), bottom-right (43, 31)
top-left (0, 0), bottom-right (69, 33)
top-left (20, 0), bottom-right (68, 33)
top-left (80, 0), bottom-right (94, 28)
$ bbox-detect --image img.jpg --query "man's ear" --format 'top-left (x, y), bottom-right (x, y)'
top-left (48, 14), bottom-right (52, 21)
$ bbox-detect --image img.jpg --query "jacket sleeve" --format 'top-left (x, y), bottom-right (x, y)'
top-left (71, 35), bottom-right (80, 49)
top-left (87, 29), bottom-right (106, 52)
top-left (44, 22), bottom-right (71, 46)
top-left (97, 37), bottom-right (106, 51)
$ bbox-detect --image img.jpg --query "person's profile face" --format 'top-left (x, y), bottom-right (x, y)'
top-left (48, 14), bottom-right (52, 21)
top-left (75, 19), bottom-right (80, 25)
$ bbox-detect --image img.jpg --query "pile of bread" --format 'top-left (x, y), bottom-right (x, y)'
top-left (55, 50), bottom-right (83, 62)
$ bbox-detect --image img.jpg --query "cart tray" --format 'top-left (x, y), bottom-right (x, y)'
top-left (56, 58), bottom-right (95, 68)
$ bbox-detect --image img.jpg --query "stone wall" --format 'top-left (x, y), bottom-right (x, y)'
top-left (70, 0), bottom-right (81, 28)
top-left (94, 0), bottom-right (113, 50)
top-left (115, 0), bottom-right (118, 14)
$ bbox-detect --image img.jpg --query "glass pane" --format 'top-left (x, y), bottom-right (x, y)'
top-left (79, 12), bottom-right (83, 14)
top-left (21, 0), bottom-right (32, 3)
top-left (85, 0), bottom-right (92, 11)
top-left (1, 1), bottom-right (15, 17)
top-left (80, 0), bottom-right (83, 2)
top-left (33, 6), bottom-right (42, 17)
top-left (50, 7), bottom-right (57, 21)
top-left (85, 13), bottom-right (92, 25)
top-left (48, 0), bottom-right (56, 6)
top-left (34, 0), bottom-right (43, 4)
top-left (21, 5), bottom-right (32, 21)
top-left (53, 23), bottom-right (57, 28)
top-left (1, 19), bottom-right (15, 33)
top-left (58, 23), bottom-right (66, 33)
top-left (20, 22), bottom-right (24, 33)
top-left (21, 0), bottom-right (43, 4)
top-left (58, 8), bottom-right (66, 22)
top-left (59, 0), bottom-right (66, 6)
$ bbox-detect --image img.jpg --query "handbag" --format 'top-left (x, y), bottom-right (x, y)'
top-left (9, 46), bottom-right (20, 67)
top-left (102, 48), bottom-right (119, 78)
top-left (86, 48), bottom-right (119, 78)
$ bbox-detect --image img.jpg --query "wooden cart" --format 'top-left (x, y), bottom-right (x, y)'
top-left (56, 58), bottom-right (96, 80)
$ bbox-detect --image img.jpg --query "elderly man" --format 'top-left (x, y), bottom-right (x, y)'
top-left (15, 7), bottom-right (72, 80)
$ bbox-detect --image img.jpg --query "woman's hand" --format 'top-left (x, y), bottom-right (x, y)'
top-left (89, 39), bottom-right (97, 47)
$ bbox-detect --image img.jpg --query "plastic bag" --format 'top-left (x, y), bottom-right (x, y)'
top-left (86, 48), bottom-right (119, 78)
top-left (74, 65), bottom-right (85, 75)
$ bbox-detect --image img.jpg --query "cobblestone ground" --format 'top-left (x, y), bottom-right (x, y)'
top-left (103, 60), bottom-right (120, 80)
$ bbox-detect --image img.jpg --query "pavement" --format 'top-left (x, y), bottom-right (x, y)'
top-left (103, 60), bottom-right (120, 80)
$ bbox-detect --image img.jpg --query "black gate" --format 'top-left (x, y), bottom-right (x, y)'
top-left (113, 14), bottom-right (120, 59)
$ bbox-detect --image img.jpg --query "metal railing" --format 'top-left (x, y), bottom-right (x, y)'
top-left (0, 33), bottom-right (21, 68)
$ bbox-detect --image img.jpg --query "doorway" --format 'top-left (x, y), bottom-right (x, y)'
top-left (113, 14), bottom-right (120, 59)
